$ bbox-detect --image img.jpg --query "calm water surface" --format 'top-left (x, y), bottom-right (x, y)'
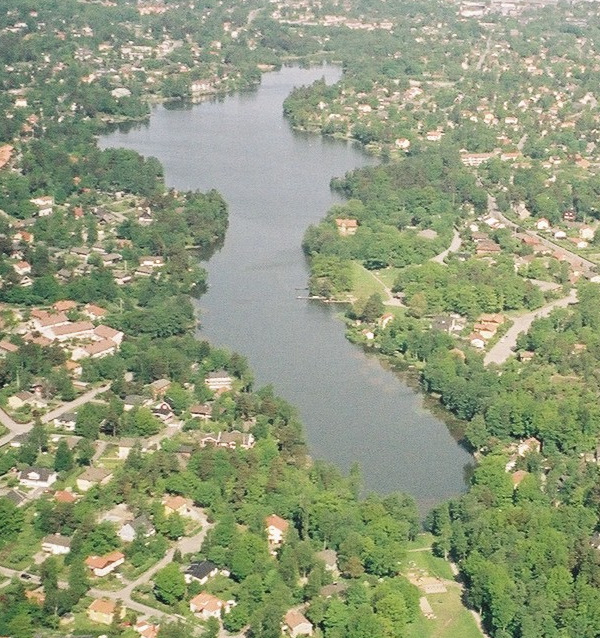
top-left (100, 65), bottom-right (472, 511)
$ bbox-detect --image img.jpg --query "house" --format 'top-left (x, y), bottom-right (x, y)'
top-left (149, 378), bottom-right (171, 398)
top-left (378, 313), bottom-right (394, 329)
top-left (284, 610), bottom-right (313, 638)
top-left (25, 588), bottom-right (46, 605)
top-left (135, 620), bottom-right (160, 638)
top-left (460, 152), bottom-right (494, 166)
top-left (563, 210), bottom-right (577, 222)
top-left (32, 311), bottom-right (69, 332)
top-left (13, 261), bottom-right (31, 276)
top-left (9, 433), bottom-right (29, 448)
top-left (536, 218), bottom-right (550, 231)
top-left (124, 395), bottom-right (146, 411)
top-left (265, 514), bottom-right (289, 546)
top-left (54, 490), bottom-right (77, 504)
top-left (3, 489), bottom-right (28, 507)
top-left (94, 324), bottom-right (124, 344)
top-left (72, 339), bottom-right (118, 360)
top-left (469, 333), bottom-right (486, 349)
top-left (517, 437), bottom-right (541, 456)
top-left (116, 438), bottom-right (136, 460)
top-left (83, 303), bottom-right (107, 320)
top-left (42, 534), bottom-right (71, 555)
top-left (580, 227), bottom-right (595, 241)
top-left (511, 470), bottom-right (529, 488)
top-left (315, 549), bottom-right (338, 572)
top-left (164, 495), bottom-right (194, 517)
top-left (139, 256), bottom-right (165, 268)
top-left (54, 412), bottom-right (77, 431)
top-left (198, 431), bottom-right (255, 450)
top-left (53, 300), bottom-right (77, 312)
top-left (135, 621), bottom-right (160, 638)
top-left (85, 551), bottom-right (125, 577)
top-left (87, 598), bottom-right (125, 625)
top-left (335, 218), bottom-right (358, 236)
top-left (76, 467), bottom-right (113, 492)
top-left (189, 403), bottom-right (213, 421)
top-left (29, 196), bottom-right (54, 216)
top-left (0, 340), bottom-right (19, 357)
top-left (19, 467), bottom-right (57, 488)
top-left (46, 321), bottom-right (95, 342)
top-left (426, 130), bottom-right (444, 142)
top-left (184, 560), bottom-right (219, 585)
top-left (205, 370), bottom-right (233, 392)
top-left (152, 401), bottom-right (174, 422)
top-left (119, 515), bottom-right (155, 543)
top-left (189, 592), bottom-right (233, 619)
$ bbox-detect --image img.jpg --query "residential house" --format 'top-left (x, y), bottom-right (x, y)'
top-left (29, 196), bottom-right (54, 216)
top-left (204, 370), bottom-right (233, 392)
top-left (189, 403), bottom-right (213, 421)
top-left (517, 437), bottom-right (541, 456)
top-left (46, 321), bottom-right (95, 342)
top-left (54, 412), bottom-right (77, 431)
top-left (54, 490), bottom-right (77, 504)
top-left (0, 340), bottom-right (18, 357)
top-left (72, 339), bottom-right (117, 360)
top-left (469, 333), bottom-right (486, 349)
top-left (152, 401), bottom-right (174, 422)
top-left (124, 395), bottom-right (146, 411)
top-left (198, 431), bottom-right (255, 450)
top-left (32, 311), bottom-right (69, 332)
top-left (83, 303), bottom-right (107, 320)
top-left (536, 218), bottom-right (550, 231)
top-left (8, 390), bottom-right (46, 411)
top-left (9, 433), bottom-right (28, 448)
top-left (149, 378), bottom-right (170, 398)
top-left (53, 300), bottom-right (77, 312)
top-left (76, 467), bottom-right (113, 492)
top-left (580, 227), bottom-right (595, 241)
top-left (335, 218), bottom-right (358, 236)
top-left (87, 598), bottom-right (125, 625)
top-left (93, 324), bottom-right (123, 344)
top-left (184, 560), bottom-right (219, 585)
top-left (315, 549), bottom-right (338, 573)
top-left (119, 515), bottom-right (155, 543)
top-left (163, 495), bottom-right (194, 518)
top-left (511, 470), bottom-right (529, 488)
top-left (284, 610), bottom-right (313, 637)
top-left (460, 152), bottom-right (494, 166)
top-left (13, 261), bottom-right (31, 276)
top-left (189, 592), bottom-right (233, 619)
top-left (265, 514), bottom-right (289, 546)
top-left (19, 467), bottom-right (57, 488)
top-left (42, 534), bottom-right (71, 555)
top-left (85, 551), bottom-right (125, 577)
top-left (135, 620), bottom-right (160, 638)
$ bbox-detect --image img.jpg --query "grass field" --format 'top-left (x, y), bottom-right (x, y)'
top-left (350, 261), bottom-right (388, 299)
top-left (403, 534), bottom-right (483, 638)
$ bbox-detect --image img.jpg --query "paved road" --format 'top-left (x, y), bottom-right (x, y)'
top-left (431, 228), bottom-right (461, 265)
top-left (0, 384), bottom-right (110, 448)
top-left (484, 289), bottom-right (578, 365)
top-left (94, 507), bottom-right (213, 623)
top-left (487, 195), bottom-right (597, 272)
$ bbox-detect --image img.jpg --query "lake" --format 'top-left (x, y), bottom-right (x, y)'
top-left (99, 64), bottom-right (473, 511)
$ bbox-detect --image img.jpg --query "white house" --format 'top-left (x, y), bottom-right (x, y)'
top-left (265, 514), bottom-right (289, 546)
top-left (19, 467), bottom-right (57, 488)
top-left (85, 551), bottom-right (125, 577)
top-left (284, 610), bottom-right (313, 638)
top-left (42, 534), bottom-right (71, 555)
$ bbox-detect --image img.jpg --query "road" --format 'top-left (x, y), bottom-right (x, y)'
top-left (92, 507), bottom-right (213, 623)
top-left (476, 34), bottom-right (492, 71)
top-left (484, 289), bottom-right (578, 365)
top-left (487, 194), bottom-right (597, 272)
top-left (430, 228), bottom-right (461, 265)
top-left (0, 384), bottom-right (110, 448)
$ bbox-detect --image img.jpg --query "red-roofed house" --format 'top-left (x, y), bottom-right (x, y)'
top-left (85, 551), bottom-right (125, 577)
top-left (284, 610), bottom-right (313, 637)
top-left (265, 514), bottom-right (289, 546)
top-left (189, 592), bottom-right (233, 619)
top-left (87, 598), bottom-right (125, 625)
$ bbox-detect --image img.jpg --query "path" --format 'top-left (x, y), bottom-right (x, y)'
top-left (430, 228), bottom-right (461, 265)
top-left (367, 271), bottom-right (404, 307)
top-left (476, 34), bottom-right (492, 71)
top-left (484, 289), bottom-right (578, 365)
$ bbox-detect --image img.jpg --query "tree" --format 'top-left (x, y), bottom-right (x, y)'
top-left (154, 563), bottom-right (186, 605)
top-left (361, 293), bottom-right (385, 323)
top-left (54, 439), bottom-right (74, 472)
top-left (0, 497), bottom-right (24, 544)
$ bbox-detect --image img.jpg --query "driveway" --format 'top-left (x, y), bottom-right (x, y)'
top-left (484, 289), bottom-right (578, 365)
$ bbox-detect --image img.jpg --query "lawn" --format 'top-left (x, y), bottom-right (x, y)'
top-left (403, 538), bottom-right (482, 638)
top-left (350, 261), bottom-right (388, 299)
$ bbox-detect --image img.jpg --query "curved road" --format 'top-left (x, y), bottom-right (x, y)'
top-left (484, 289), bottom-right (578, 365)
top-left (430, 228), bottom-right (461, 265)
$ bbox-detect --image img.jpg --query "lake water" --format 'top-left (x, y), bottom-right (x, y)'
top-left (100, 65), bottom-right (472, 511)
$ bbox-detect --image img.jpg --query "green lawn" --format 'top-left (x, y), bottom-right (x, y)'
top-left (350, 261), bottom-right (388, 299)
top-left (403, 539), bottom-right (482, 638)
